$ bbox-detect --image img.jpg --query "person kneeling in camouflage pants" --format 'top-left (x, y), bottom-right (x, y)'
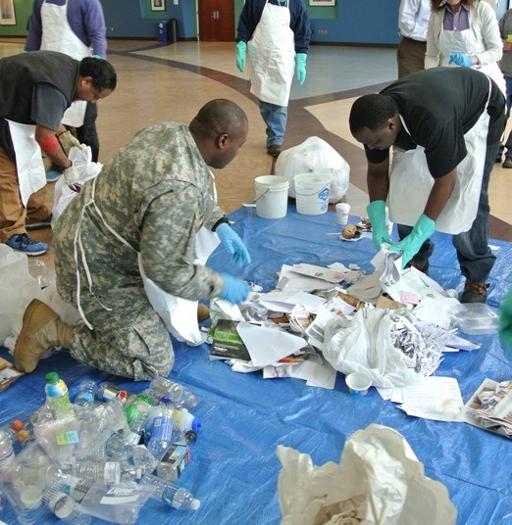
top-left (14, 99), bottom-right (251, 380)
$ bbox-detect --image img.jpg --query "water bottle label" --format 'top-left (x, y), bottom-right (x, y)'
top-left (150, 416), bottom-right (173, 441)
top-left (104, 462), bottom-right (120, 484)
top-left (55, 431), bottom-right (80, 445)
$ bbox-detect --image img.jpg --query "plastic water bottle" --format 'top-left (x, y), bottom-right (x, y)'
top-left (2, 482), bottom-right (52, 525)
top-left (0, 428), bottom-right (15, 474)
top-left (71, 460), bottom-right (121, 484)
top-left (171, 407), bottom-right (202, 433)
top-left (46, 490), bottom-right (91, 524)
top-left (140, 473), bottom-right (200, 511)
top-left (149, 377), bottom-right (199, 408)
top-left (73, 380), bottom-right (97, 407)
top-left (146, 397), bottom-right (174, 461)
top-left (104, 430), bottom-right (141, 460)
top-left (125, 394), bottom-right (154, 435)
top-left (45, 372), bottom-right (73, 418)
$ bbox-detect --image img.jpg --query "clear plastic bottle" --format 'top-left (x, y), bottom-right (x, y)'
top-left (46, 490), bottom-right (92, 524)
top-left (45, 372), bottom-right (73, 418)
top-left (97, 383), bottom-right (133, 404)
top-left (146, 397), bottom-right (174, 461)
top-left (0, 428), bottom-right (15, 474)
top-left (1, 482), bottom-right (52, 525)
top-left (149, 377), bottom-right (198, 408)
top-left (71, 460), bottom-right (121, 485)
top-left (124, 394), bottom-right (154, 435)
top-left (73, 380), bottom-right (98, 407)
top-left (140, 473), bottom-right (200, 511)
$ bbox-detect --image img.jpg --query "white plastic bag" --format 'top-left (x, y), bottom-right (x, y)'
top-left (52, 145), bottom-right (102, 224)
top-left (275, 137), bottom-right (350, 203)
top-left (322, 309), bottom-right (425, 388)
top-left (0, 245), bottom-right (44, 346)
top-left (277, 424), bottom-right (457, 525)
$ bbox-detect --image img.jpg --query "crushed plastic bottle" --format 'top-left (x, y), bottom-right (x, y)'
top-left (149, 377), bottom-right (199, 408)
top-left (45, 372), bottom-right (73, 418)
top-left (46, 489), bottom-right (92, 524)
top-left (70, 460), bottom-right (121, 485)
top-left (140, 473), bottom-right (200, 511)
top-left (73, 380), bottom-right (98, 407)
top-left (125, 394), bottom-right (155, 436)
top-left (146, 398), bottom-right (175, 461)
top-left (0, 428), bottom-right (15, 474)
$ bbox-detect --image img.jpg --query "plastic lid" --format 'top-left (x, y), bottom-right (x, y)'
top-left (191, 498), bottom-right (201, 511)
top-left (117, 391), bottom-right (128, 402)
top-left (191, 418), bottom-right (202, 433)
top-left (184, 430), bottom-right (197, 444)
top-left (48, 492), bottom-right (74, 519)
top-left (45, 371), bottom-right (59, 384)
top-left (20, 486), bottom-right (43, 509)
top-left (17, 429), bottom-right (30, 442)
top-left (10, 420), bottom-right (24, 432)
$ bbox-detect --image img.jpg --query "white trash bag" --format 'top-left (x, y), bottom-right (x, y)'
top-left (52, 145), bottom-right (102, 224)
top-left (322, 308), bottom-right (440, 388)
top-left (277, 424), bottom-right (457, 525)
top-left (275, 137), bottom-right (349, 203)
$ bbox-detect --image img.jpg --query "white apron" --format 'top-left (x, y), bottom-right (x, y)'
top-left (437, 11), bottom-right (506, 95)
top-left (73, 175), bottom-right (220, 346)
top-left (248, 0), bottom-right (295, 107)
top-left (5, 120), bottom-right (46, 207)
top-left (388, 78), bottom-right (492, 235)
top-left (40, 0), bottom-right (91, 127)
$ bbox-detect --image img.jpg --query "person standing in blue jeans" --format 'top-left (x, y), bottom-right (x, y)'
top-left (235, 0), bottom-right (311, 157)
top-left (499, 8), bottom-right (512, 168)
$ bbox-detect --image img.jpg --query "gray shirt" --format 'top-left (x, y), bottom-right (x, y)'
top-left (499, 9), bottom-right (512, 76)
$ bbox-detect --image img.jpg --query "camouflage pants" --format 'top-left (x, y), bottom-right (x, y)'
top-left (68, 287), bottom-right (174, 380)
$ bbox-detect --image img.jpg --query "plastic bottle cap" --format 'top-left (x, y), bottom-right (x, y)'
top-left (191, 418), bottom-right (202, 433)
top-left (20, 486), bottom-right (43, 509)
top-left (45, 371), bottom-right (59, 384)
top-left (118, 391), bottom-right (128, 401)
top-left (184, 430), bottom-right (197, 444)
top-left (17, 429), bottom-right (30, 442)
top-left (10, 420), bottom-right (24, 432)
top-left (191, 499), bottom-right (201, 511)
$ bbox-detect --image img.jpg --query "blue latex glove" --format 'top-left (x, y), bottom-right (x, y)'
top-left (448, 52), bottom-right (474, 68)
top-left (220, 274), bottom-right (250, 304)
top-left (390, 214), bottom-right (436, 268)
top-left (367, 200), bottom-right (392, 252)
top-left (216, 223), bottom-right (251, 266)
top-left (295, 53), bottom-right (307, 85)
top-left (500, 291), bottom-right (512, 360)
top-left (236, 41), bottom-right (247, 73)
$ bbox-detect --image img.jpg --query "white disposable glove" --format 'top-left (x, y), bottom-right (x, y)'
top-left (62, 164), bottom-right (82, 193)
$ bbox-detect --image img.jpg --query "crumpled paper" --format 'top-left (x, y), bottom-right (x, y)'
top-left (277, 424), bottom-right (457, 525)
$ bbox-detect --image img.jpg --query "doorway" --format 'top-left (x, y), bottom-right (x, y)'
top-left (197, 0), bottom-right (235, 41)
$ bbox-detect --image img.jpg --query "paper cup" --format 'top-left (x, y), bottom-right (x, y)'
top-left (345, 372), bottom-right (372, 396)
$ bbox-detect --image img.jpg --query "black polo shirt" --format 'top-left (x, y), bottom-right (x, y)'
top-left (364, 67), bottom-right (506, 178)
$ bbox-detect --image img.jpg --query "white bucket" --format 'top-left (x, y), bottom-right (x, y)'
top-left (294, 173), bottom-right (331, 215)
top-left (254, 175), bottom-right (289, 219)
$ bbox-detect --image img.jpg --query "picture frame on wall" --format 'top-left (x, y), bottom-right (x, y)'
top-left (151, 0), bottom-right (166, 11)
top-left (309, 0), bottom-right (335, 5)
top-left (0, 0), bottom-right (16, 25)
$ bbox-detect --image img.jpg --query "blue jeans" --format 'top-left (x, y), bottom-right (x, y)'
top-left (503, 75), bottom-right (512, 158)
top-left (259, 100), bottom-right (288, 146)
top-left (397, 140), bottom-right (500, 283)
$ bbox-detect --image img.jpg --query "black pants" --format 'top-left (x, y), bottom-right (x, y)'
top-left (74, 102), bottom-right (99, 162)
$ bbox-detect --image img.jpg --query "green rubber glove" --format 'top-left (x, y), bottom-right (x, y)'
top-left (367, 200), bottom-right (392, 252)
top-left (236, 41), bottom-right (247, 73)
top-left (500, 291), bottom-right (512, 360)
top-left (295, 53), bottom-right (307, 85)
top-left (391, 214), bottom-right (436, 269)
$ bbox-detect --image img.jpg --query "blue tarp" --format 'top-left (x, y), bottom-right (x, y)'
top-left (2, 205), bottom-right (512, 524)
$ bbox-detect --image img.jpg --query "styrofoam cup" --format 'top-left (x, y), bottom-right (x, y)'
top-left (345, 372), bottom-right (372, 396)
top-left (336, 202), bottom-right (350, 225)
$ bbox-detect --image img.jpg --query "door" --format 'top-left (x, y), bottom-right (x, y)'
top-left (198, 0), bottom-right (235, 41)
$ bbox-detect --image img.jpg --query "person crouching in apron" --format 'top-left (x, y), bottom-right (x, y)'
top-left (235, 0), bottom-right (311, 157)
top-left (349, 67), bottom-right (505, 304)
top-left (0, 51), bottom-right (116, 255)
